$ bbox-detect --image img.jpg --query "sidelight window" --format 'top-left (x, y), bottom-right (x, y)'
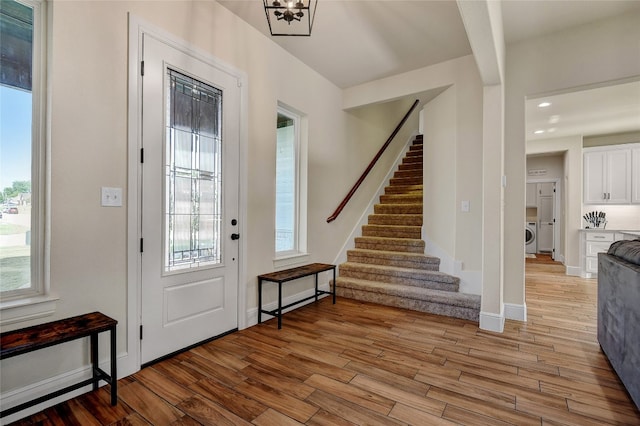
top-left (275, 105), bottom-right (307, 259)
top-left (0, 0), bottom-right (47, 303)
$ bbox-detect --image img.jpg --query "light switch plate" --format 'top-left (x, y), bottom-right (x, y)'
top-left (461, 200), bottom-right (470, 212)
top-left (101, 187), bottom-right (123, 207)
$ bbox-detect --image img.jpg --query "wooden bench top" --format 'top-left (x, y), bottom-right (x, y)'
top-left (1, 312), bottom-right (117, 359)
top-left (258, 263), bottom-right (335, 283)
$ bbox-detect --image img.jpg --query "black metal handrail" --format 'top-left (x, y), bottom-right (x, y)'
top-left (326, 99), bottom-right (420, 223)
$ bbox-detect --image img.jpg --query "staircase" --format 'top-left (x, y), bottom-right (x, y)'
top-left (335, 135), bottom-right (481, 322)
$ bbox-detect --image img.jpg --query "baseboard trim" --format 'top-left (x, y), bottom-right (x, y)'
top-left (246, 283), bottom-right (331, 327)
top-left (504, 303), bottom-right (527, 322)
top-left (565, 265), bottom-right (582, 277)
top-left (1, 355), bottom-right (127, 424)
top-left (479, 310), bottom-right (505, 333)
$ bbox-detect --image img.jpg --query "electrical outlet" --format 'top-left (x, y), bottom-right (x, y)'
top-left (101, 187), bottom-right (123, 207)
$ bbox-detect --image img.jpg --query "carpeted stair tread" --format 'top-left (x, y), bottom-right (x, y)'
top-left (339, 262), bottom-right (458, 291)
top-left (336, 285), bottom-right (479, 322)
top-left (398, 163), bottom-right (422, 171)
top-left (368, 214), bottom-right (423, 226)
top-left (379, 194), bottom-right (423, 204)
top-left (347, 248), bottom-right (440, 270)
top-left (402, 156), bottom-right (422, 164)
top-left (335, 278), bottom-right (480, 319)
top-left (361, 224), bottom-right (421, 238)
top-left (393, 169), bottom-right (422, 178)
top-left (385, 183), bottom-right (423, 192)
top-left (355, 236), bottom-right (425, 253)
top-left (390, 176), bottom-right (423, 186)
top-left (374, 204), bottom-right (422, 214)
top-left (336, 277), bottom-right (473, 306)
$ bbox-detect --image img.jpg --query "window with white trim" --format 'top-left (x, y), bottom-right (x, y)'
top-left (275, 105), bottom-right (307, 259)
top-left (0, 0), bottom-right (47, 304)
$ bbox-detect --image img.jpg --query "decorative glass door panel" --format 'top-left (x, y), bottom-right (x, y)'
top-left (165, 69), bottom-right (222, 272)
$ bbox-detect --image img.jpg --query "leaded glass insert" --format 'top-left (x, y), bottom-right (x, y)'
top-left (165, 69), bottom-right (222, 271)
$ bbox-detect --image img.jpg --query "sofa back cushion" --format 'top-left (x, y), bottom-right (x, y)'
top-left (607, 239), bottom-right (640, 266)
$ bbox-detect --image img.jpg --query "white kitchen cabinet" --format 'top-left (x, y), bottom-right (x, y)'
top-left (581, 231), bottom-right (617, 277)
top-left (584, 148), bottom-right (631, 204)
top-left (526, 183), bottom-right (537, 207)
top-left (633, 148), bottom-right (640, 204)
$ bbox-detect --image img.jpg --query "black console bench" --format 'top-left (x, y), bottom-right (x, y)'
top-left (0, 311), bottom-right (117, 418)
top-left (258, 263), bottom-right (336, 329)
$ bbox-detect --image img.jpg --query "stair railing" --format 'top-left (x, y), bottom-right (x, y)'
top-left (326, 99), bottom-right (420, 223)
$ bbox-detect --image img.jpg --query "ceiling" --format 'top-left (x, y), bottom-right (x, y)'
top-left (218, 0), bottom-right (472, 89)
top-left (526, 80), bottom-right (640, 141)
top-left (218, 0), bottom-right (640, 138)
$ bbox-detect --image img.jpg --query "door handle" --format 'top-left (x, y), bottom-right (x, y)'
top-left (231, 233), bottom-right (240, 240)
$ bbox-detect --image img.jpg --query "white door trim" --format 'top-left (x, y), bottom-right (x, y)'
top-left (126, 14), bottom-right (248, 377)
top-left (526, 178), bottom-right (562, 261)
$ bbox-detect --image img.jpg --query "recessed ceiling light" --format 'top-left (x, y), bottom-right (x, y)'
top-left (534, 130), bottom-right (545, 134)
top-left (537, 102), bottom-right (551, 108)
top-left (548, 127), bottom-right (557, 133)
top-left (548, 115), bottom-right (560, 124)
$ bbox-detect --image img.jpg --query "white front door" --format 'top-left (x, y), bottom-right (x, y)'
top-left (140, 34), bottom-right (240, 364)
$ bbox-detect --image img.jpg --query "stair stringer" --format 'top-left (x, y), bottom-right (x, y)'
top-left (332, 132), bottom-right (420, 267)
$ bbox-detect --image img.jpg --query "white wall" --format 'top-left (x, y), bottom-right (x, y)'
top-left (505, 11), bottom-right (640, 306)
top-left (527, 155), bottom-right (564, 180)
top-left (0, 0), bottom-right (418, 417)
top-left (343, 55), bottom-right (484, 294)
top-left (423, 87), bottom-right (457, 256)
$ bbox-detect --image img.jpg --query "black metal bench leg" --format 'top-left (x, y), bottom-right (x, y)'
top-left (278, 282), bottom-right (283, 329)
top-left (258, 278), bottom-right (263, 324)
top-left (90, 333), bottom-right (99, 391)
top-left (110, 326), bottom-right (117, 405)
top-left (315, 273), bottom-right (319, 302)
top-left (332, 267), bottom-right (336, 304)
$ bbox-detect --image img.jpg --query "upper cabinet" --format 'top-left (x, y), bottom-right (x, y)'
top-left (584, 146), bottom-right (632, 204)
top-left (526, 183), bottom-right (537, 207)
top-left (633, 148), bottom-right (640, 204)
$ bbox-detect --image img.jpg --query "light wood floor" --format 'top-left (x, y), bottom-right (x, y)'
top-left (9, 255), bottom-right (640, 425)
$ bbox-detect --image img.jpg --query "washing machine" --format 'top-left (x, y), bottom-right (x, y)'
top-left (525, 222), bottom-right (537, 254)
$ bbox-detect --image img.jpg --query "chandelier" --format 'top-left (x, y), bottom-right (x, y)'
top-left (263, 0), bottom-right (318, 36)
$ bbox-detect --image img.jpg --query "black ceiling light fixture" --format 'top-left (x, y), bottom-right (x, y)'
top-left (263, 0), bottom-right (317, 36)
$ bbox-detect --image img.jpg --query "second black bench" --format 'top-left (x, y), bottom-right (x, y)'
top-left (258, 263), bottom-right (336, 329)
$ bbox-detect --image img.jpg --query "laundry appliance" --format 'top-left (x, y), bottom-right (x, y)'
top-left (525, 222), bottom-right (537, 254)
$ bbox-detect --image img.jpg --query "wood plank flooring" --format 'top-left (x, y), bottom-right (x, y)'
top-left (8, 255), bottom-right (640, 425)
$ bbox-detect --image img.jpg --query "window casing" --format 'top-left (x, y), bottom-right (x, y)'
top-left (275, 105), bottom-right (307, 261)
top-left (0, 0), bottom-right (48, 308)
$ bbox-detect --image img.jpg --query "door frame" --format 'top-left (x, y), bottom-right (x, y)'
top-left (125, 15), bottom-right (248, 377)
top-left (526, 177), bottom-right (562, 262)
